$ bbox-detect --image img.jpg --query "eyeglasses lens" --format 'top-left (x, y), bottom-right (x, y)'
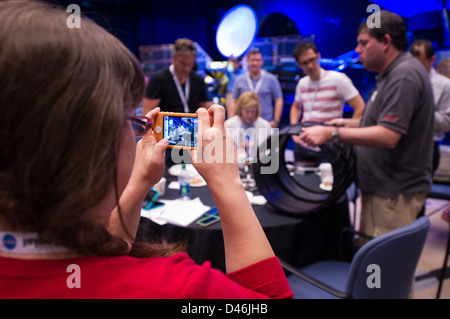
top-left (131, 121), bottom-right (147, 136)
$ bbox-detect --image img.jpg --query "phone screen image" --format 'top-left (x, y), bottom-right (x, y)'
top-left (196, 215), bottom-right (220, 227)
top-left (163, 115), bottom-right (198, 148)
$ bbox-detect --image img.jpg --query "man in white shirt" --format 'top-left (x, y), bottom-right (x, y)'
top-left (290, 42), bottom-right (365, 125)
top-left (290, 42), bottom-right (365, 162)
top-left (409, 39), bottom-right (450, 171)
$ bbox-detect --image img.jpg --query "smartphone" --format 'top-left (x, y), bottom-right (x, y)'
top-left (196, 214), bottom-right (220, 227)
top-left (199, 207), bottom-right (218, 218)
top-left (153, 112), bottom-right (213, 149)
top-left (196, 207), bottom-right (220, 227)
top-left (142, 188), bottom-right (161, 210)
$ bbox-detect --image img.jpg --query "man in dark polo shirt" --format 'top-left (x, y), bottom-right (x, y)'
top-left (298, 11), bottom-right (435, 239)
top-left (143, 38), bottom-right (213, 115)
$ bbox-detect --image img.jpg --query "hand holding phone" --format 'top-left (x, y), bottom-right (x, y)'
top-left (152, 112), bottom-right (212, 149)
top-left (130, 107), bottom-right (168, 191)
top-left (190, 105), bottom-right (239, 188)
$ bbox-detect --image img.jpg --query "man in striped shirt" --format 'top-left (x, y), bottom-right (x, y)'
top-left (290, 42), bottom-right (365, 125)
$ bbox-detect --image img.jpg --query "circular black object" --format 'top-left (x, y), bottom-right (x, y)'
top-left (252, 123), bottom-right (356, 217)
top-left (258, 13), bottom-right (300, 37)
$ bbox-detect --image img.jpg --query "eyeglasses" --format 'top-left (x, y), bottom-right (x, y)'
top-left (126, 116), bottom-right (153, 136)
top-left (298, 55), bottom-right (318, 67)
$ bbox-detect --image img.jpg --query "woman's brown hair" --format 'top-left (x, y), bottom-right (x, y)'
top-left (0, 0), bottom-right (181, 257)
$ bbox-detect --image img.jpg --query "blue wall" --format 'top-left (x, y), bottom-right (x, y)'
top-left (243, 0), bottom-right (372, 59)
top-left (57, 0), bottom-right (373, 60)
top-left (204, 0), bottom-right (374, 61)
top-left (57, 0), bottom-right (449, 60)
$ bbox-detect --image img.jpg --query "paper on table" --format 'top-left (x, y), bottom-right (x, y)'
top-left (140, 204), bottom-right (168, 225)
top-left (158, 197), bottom-right (210, 227)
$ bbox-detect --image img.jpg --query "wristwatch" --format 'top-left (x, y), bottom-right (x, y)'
top-left (331, 126), bottom-right (340, 143)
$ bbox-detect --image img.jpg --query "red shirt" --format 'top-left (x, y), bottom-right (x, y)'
top-left (0, 253), bottom-right (293, 299)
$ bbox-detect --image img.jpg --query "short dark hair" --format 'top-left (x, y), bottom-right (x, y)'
top-left (409, 39), bottom-right (435, 59)
top-left (292, 42), bottom-right (318, 61)
top-left (247, 47), bottom-right (262, 56)
top-left (358, 10), bottom-right (407, 52)
top-left (171, 38), bottom-right (197, 58)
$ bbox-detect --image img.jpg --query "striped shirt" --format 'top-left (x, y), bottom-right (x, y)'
top-left (294, 70), bottom-right (359, 123)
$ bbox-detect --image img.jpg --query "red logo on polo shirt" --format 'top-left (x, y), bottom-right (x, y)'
top-left (384, 115), bottom-right (398, 122)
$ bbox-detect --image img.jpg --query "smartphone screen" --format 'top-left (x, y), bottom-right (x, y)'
top-left (196, 215), bottom-right (220, 227)
top-left (163, 115), bottom-right (198, 148)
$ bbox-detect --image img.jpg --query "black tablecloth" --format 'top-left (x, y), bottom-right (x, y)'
top-left (137, 171), bottom-right (352, 273)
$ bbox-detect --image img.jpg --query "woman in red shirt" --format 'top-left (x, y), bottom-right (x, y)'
top-left (0, 1), bottom-right (292, 299)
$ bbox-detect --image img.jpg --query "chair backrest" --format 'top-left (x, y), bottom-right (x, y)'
top-left (345, 216), bottom-right (430, 299)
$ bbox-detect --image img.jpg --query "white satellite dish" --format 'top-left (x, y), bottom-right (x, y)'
top-left (216, 5), bottom-right (258, 58)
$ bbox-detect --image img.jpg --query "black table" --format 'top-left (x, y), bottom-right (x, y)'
top-left (137, 171), bottom-right (352, 273)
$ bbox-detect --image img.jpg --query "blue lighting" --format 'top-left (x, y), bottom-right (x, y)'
top-left (371, 0), bottom-right (448, 17)
top-left (215, 5), bottom-right (259, 58)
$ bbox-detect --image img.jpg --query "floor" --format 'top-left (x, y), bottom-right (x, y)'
top-left (415, 144), bottom-right (450, 299)
top-left (414, 198), bottom-right (450, 299)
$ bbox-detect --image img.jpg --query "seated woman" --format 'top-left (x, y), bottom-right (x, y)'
top-left (0, 1), bottom-right (292, 299)
top-left (225, 92), bottom-right (272, 161)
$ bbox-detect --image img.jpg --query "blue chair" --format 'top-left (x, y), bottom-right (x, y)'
top-left (282, 216), bottom-right (430, 299)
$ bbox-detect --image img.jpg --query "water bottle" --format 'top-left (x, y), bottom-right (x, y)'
top-left (178, 163), bottom-right (191, 200)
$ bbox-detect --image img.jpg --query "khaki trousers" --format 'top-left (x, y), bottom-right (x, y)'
top-left (359, 192), bottom-right (427, 239)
